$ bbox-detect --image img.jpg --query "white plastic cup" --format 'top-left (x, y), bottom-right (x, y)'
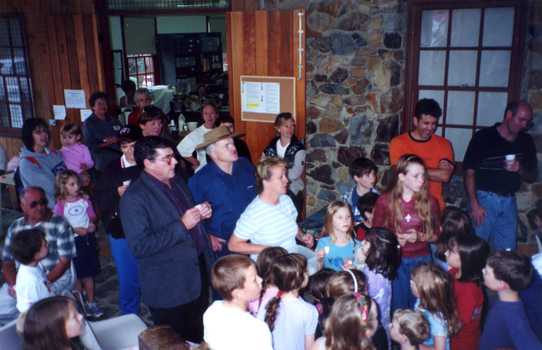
top-left (505, 154), bottom-right (516, 161)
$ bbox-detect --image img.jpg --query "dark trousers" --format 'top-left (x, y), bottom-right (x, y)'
top-left (148, 254), bottom-right (209, 343)
top-left (287, 189), bottom-right (304, 223)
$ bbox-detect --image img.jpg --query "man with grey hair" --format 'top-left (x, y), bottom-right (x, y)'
top-left (0, 186), bottom-right (76, 323)
top-left (188, 126), bottom-right (256, 261)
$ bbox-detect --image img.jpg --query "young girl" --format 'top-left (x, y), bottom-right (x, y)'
top-left (372, 154), bottom-right (440, 311)
top-left (54, 170), bottom-right (102, 318)
top-left (316, 201), bottom-right (361, 271)
top-left (388, 309), bottom-right (431, 350)
top-left (60, 122), bottom-right (93, 175)
top-left (434, 207), bottom-right (473, 270)
top-left (310, 293), bottom-right (376, 350)
top-left (257, 253), bottom-right (318, 350)
top-left (444, 235), bottom-right (488, 350)
top-left (411, 263), bottom-right (460, 350)
top-left (356, 227), bottom-right (402, 348)
top-left (248, 246), bottom-right (288, 315)
top-left (19, 296), bottom-right (84, 350)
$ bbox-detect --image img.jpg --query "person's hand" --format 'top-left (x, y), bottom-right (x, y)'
top-left (301, 233), bottom-right (314, 248)
top-left (405, 228), bottom-right (419, 243)
top-left (179, 159), bottom-right (187, 170)
top-left (209, 234), bottom-right (226, 251)
top-left (397, 233), bottom-right (408, 247)
top-left (341, 258), bottom-right (355, 270)
top-left (118, 185), bottom-right (129, 197)
top-left (504, 159), bottom-right (520, 172)
top-left (470, 202), bottom-right (488, 226)
top-left (7, 285), bottom-right (16, 299)
top-left (74, 227), bottom-right (88, 236)
top-left (81, 172), bottom-right (91, 187)
top-left (316, 248), bottom-right (326, 262)
top-left (80, 163), bottom-right (88, 170)
top-left (355, 246), bottom-right (367, 265)
top-left (437, 159), bottom-right (454, 171)
top-left (191, 160), bottom-right (201, 170)
top-left (197, 202), bottom-right (212, 219)
top-left (181, 207), bottom-right (201, 230)
top-left (88, 222), bottom-right (96, 233)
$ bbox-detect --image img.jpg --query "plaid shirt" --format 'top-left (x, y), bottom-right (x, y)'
top-left (2, 211), bottom-right (76, 272)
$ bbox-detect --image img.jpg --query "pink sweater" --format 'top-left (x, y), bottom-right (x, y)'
top-left (60, 143), bottom-right (94, 173)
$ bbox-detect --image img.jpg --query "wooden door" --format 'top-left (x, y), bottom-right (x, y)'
top-left (226, 10), bottom-right (306, 163)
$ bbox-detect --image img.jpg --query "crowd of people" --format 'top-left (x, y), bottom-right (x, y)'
top-left (0, 94), bottom-right (541, 350)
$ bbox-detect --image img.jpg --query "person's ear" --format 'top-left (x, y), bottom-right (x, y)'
top-left (143, 158), bottom-right (152, 169)
top-left (20, 202), bottom-right (25, 212)
top-left (76, 134), bottom-right (82, 141)
top-left (412, 117), bottom-right (419, 128)
top-left (398, 173), bottom-right (405, 182)
top-left (505, 110), bottom-right (513, 120)
top-left (231, 288), bottom-right (244, 301)
top-left (353, 175), bottom-right (360, 183)
top-left (139, 124), bottom-right (145, 130)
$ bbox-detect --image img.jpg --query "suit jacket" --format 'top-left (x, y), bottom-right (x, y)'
top-left (120, 171), bottom-right (215, 308)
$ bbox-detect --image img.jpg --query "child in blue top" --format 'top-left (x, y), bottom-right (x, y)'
top-left (316, 201), bottom-right (361, 271)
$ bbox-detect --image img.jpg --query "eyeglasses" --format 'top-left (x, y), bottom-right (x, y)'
top-left (148, 121), bottom-right (163, 128)
top-left (121, 144), bottom-right (135, 151)
top-left (28, 198), bottom-right (48, 209)
top-left (156, 154), bottom-right (176, 166)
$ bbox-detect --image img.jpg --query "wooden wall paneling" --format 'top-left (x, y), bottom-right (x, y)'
top-left (254, 12), bottom-right (269, 76)
top-left (83, 15), bottom-right (99, 98)
top-left (228, 12), bottom-right (243, 135)
top-left (92, 15), bottom-right (105, 93)
top-left (46, 16), bottom-right (65, 115)
top-left (293, 10), bottom-right (306, 141)
top-left (73, 14), bottom-right (91, 124)
top-left (64, 16), bottom-right (82, 94)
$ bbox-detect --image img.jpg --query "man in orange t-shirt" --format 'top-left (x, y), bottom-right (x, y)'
top-left (389, 99), bottom-right (455, 210)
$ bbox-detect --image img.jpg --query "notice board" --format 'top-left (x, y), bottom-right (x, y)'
top-left (240, 76), bottom-right (296, 123)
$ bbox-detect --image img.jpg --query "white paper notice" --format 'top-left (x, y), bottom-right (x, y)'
top-left (241, 82), bottom-right (280, 114)
top-left (64, 90), bottom-right (87, 109)
top-left (80, 109), bottom-right (93, 122)
top-left (53, 105), bottom-right (66, 120)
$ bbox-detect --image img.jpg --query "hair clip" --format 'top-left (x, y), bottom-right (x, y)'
top-left (352, 292), bottom-right (369, 324)
top-left (316, 303), bottom-right (323, 315)
top-left (277, 291), bottom-right (284, 297)
top-left (345, 269), bottom-right (358, 293)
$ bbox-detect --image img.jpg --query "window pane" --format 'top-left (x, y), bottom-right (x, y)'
top-left (136, 58), bottom-right (145, 74)
top-left (128, 58), bottom-right (136, 75)
top-left (6, 76), bottom-right (19, 103)
top-left (451, 9), bottom-right (481, 47)
top-left (445, 128), bottom-right (471, 161)
top-left (421, 10), bottom-right (449, 48)
top-left (447, 91), bottom-right (475, 125)
top-left (419, 51), bottom-right (446, 86)
top-left (419, 90), bottom-right (445, 110)
top-left (10, 104), bottom-right (22, 127)
top-left (479, 50), bottom-right (511, 87)
top-left (145, 57), bottom-right (153, 73)
top-left (477, 91), bottom-right (508, 127)
top-left (483, 7), bottom-right (514, 47)
top-left (13, 48), bottom-right (26, 75)
top-left (9, 18), bottom-right (23, 47)
top-left (0, 20), bottom-right (9, 46)
top-left (0, 79), bottom-right (5, 101)
top-left (448, 50), bottom-right (477, 87)
top-left (138, 75), bottom-right (145, 87)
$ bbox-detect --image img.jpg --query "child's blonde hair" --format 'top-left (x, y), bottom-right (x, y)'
top-left (411, 263), bottom-right (461, 336)
top-left (54, 170), bottom-right (87, 203)
top-left (60, 123), bottom-right (83, 140)
top-left (392, 308), bottom-right (431, 346)
top-left (326, 269), bottom-right (367, 300)
top-left (321, 200), bottom-right (356, 245)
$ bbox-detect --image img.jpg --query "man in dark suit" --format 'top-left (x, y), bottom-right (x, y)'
top-left (120, 136), bottom-right (215, 343)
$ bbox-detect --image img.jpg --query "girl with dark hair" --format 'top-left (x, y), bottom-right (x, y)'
top-left (372, 154), bottom-right (441, 312)
top-left (434, 207), bottom-right (474, 270)
top-left (20, 118), bottom-right (66, 208)
top-left (257, 253), bottom-right (318, 350)
top-left (444, 235), bottom-right (489, 350)
top-left (20, 296), bottom-right (83, 350)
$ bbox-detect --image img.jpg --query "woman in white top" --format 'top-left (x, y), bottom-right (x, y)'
top-left (177, 100), bottom-right (218, 172)
top-left (228, 156), bottom-right (314, 260)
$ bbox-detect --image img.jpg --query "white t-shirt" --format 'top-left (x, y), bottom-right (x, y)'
top-left (257, 297), bottom-right (318, 350)
top-left (204, 301), bottom-right (273, 350)
top-left (176, 124), bottom-right (213, 172)
top-left (234, 195), bottom-right (299, 261)
top-left (276, 141), bottom-right (289, 159)
top-left (15, 263), bottom-right (55, 312)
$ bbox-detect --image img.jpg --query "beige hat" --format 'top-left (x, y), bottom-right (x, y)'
top-left (195, 125), bottom-right (245, 150)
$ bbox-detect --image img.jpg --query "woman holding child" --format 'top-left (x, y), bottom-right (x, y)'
top-left (229, 156), bottom-right (314, 260)
top-left (372, 154), bottom-right (440, 312)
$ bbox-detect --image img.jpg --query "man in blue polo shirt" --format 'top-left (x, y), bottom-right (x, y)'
top-left (189, 126), bottom-right (256, 260)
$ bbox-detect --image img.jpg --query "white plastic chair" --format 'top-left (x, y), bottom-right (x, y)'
top-left (0, 318), bottom-right (23, 350)
top-left (62, 290), bottom-right (147, 350)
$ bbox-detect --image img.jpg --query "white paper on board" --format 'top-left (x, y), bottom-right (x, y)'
top-left (53, 105), bottom-right (66, 120)
top-left (64, 90), bottom-right (87, 109)
top-left (80, 109), bottom-right (93, 122)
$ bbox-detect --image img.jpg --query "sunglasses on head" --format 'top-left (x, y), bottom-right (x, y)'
top-left (28, 198), bottom-right (48, 209)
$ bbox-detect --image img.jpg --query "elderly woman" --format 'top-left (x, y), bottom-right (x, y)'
top-left (262, 112), bottom-right (306, 222)
top-left (92, 124), bottom-right (143, 315)
top-left (228, 156), bottom-right (313, 260)
top-left (127, 88), bottom-right (152, 126)
top-left (82, 92), bottom-right (123, 181)
top-left (19, 118), bottom-right (67, 209)
top-left (177, 100), bottom-right (218, 172)
top-left (137, 105), bottom-right (172, 141)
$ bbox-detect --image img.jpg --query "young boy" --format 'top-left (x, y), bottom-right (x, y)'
top-left (355, 191), bottom-right (379, 241)
top-left (9, 229), bottom-right (54, 313)
top-left (479, 249), bottom-right (542, 350)
top-left (203, 255), bottom-right (273, 350)
top-left (339, 157), bottom-right (380, 224)
top-left (388, 308), bottom-right (431, 350)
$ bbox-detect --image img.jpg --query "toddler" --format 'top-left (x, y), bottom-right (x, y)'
top-left (60, 123), bottom-right (93, 174)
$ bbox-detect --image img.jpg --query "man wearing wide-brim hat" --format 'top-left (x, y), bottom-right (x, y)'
top-left (188, 126), bottom-right (257, 266)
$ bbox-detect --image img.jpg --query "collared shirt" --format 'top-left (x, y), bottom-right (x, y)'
top-left (2, 211), bottom-right (76, 272)
top-left (148, 174), bottom-right (206, 255)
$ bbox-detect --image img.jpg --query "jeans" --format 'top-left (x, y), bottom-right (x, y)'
top-left (392, 254), bottom-right (432, 314)
top-left (110, 235), bottom-right (140, 315)
top-left (467, 190), bottom-right (518, 251)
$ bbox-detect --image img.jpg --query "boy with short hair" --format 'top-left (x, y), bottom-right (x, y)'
top-left (355, 191), bottom-right (379, 241)
top-left (388, 308), bottom-right (431, 350)
top-left (9, 228), bottom-right (54, 312)
top-left (339, 157), bottom-right (380, 224)
top-left (203, 255), bottom-right (273, 350)
top-left (479, 249), bottom-right (542, 350)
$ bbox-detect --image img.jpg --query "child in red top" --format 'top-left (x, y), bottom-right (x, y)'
top-left (444, 235), bottom-right (489, 350)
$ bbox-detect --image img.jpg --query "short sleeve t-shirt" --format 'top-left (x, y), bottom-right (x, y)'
top-left (316, 236), bottom-right (361, 271)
